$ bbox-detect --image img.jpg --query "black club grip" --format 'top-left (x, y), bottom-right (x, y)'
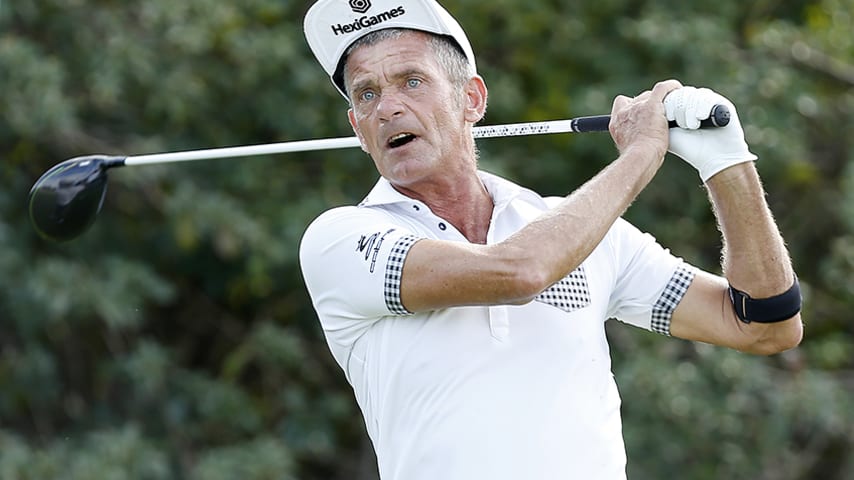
top-left (570, 104), bottom-right (731, 133)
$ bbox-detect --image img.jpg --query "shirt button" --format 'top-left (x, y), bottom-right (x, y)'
top-left (438, 222), bottom-right (447, 231)
top-left (412, 205), bottom-right (420, 211)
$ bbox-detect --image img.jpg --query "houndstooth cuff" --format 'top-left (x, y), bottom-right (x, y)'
top-left (650, 264), bottom-right (695, 335)
top-left (384, 234), bottom-right (419, 315)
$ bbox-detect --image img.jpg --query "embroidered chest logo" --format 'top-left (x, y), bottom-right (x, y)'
top-left (535, 265), bottom-right (591, 313)
top-left (356, 228), bottom-right (396, 273)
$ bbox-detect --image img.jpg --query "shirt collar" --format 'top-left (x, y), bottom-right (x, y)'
top-left (358, 171), bottom-right (527, 210)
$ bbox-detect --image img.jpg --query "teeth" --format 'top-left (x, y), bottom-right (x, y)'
top-left (388, 133), bottom-right (415, 148)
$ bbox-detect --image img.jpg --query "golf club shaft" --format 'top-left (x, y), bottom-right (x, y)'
top-left (123, 103), bottom-right (729, 167)
top-left (124, 117), bottom-right (604, 167)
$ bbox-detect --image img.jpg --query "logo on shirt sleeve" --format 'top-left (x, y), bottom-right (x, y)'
top-left (356, 228), bottom-right (396, 273)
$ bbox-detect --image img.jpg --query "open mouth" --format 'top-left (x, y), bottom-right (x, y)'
top-left (387, 133), bottom-right (416, 149)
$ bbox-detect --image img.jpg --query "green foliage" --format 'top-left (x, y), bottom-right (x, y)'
top-left (0, 426), bottom-right (170, 480)
top-left (1, 0), bottom-right (852, 478)
top-left (610, 331), bottom-right (854, 480)
top-left (191, 436), bottom-right (296, 480)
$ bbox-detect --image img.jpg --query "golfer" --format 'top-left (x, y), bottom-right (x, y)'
top-left (299, 0), bottom-right (803, 478)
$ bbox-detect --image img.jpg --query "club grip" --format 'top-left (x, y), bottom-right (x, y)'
top-left (683, 103), bottom-right (731, 128)
top-left (570, 104), bottom-right (731, 133)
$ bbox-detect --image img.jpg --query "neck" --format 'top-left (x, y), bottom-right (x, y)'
top-left (394, 170), bottom-right (494, 244)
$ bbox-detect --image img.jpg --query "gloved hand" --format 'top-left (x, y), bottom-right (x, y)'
top-left (664, 87), bottom-right (758, 182)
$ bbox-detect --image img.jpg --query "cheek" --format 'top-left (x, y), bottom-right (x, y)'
top-left (435, 102), bottom-right (464, 130)
top-left (351, 110), bottom-right (368, 129)
top-left (352, 114), bottom-right (375, 141)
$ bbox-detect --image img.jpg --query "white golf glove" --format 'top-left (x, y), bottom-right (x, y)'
top-left (664, 87), bottom-right (757, 182)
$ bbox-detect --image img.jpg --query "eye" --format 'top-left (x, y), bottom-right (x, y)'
top-left (406, 78), bottom-right (422, 88)
top-left (358, 90), bottom-right (376, 103)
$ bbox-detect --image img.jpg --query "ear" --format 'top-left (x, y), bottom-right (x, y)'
top-left (463, 75), bottom-right (488, 123)
top-left (348, 108), bottom-right (370, 153)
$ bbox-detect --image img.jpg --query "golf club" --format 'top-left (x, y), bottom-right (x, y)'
top-left (28, 105), bottom-right (730, 242)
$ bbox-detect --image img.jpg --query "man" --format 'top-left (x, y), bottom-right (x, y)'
top-left (299, 0), bottom-right (803, 478)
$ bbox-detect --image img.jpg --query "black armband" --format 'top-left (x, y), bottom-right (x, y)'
top-left (728, 276), bottom-right (802, 324)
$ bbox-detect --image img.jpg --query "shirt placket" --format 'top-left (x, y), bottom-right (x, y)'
top-left (486, 200), bottom-right (511, 341)
top-left (410, 198), bottom-right (513, 341)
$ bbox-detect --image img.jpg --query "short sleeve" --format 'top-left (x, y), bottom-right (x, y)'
top-left (605, 219), bottom-right (696, 335)
top-left (299, 206), bottom-right (421, 346)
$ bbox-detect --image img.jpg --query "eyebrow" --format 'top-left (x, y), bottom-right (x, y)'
top-left (348, 76), bottom-right (374, 97)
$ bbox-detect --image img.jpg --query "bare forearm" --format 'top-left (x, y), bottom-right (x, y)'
top-left (502, 145), bottom-right (664, 291)
top-left (705, 163), bottom-right (794, 295)
top-left (669, 162), bottom-right (802, 354)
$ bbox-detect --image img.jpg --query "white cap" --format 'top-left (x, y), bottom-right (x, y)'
top-left (304, 0), bottom-right (477, 99)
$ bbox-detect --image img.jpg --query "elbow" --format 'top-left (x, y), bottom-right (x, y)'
top-left (505, 266), bottom-right (556, 305)
top-left (769, 313), bottom-right (805, 353)
top-left (744, 314), bottom-right (804, 356)
top-left (489, 244), bottom-right (566, 304)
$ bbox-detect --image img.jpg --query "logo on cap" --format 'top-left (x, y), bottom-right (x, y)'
top-left (330, 5), bottom-right (406, 36)
top-left (350, 0), bottom-right (371, 13)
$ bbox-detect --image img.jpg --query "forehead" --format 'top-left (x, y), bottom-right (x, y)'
top-left (345, 31), bottom-right (440, 79)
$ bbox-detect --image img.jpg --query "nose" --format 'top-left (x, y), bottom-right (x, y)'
top-left (376, 90), bottom-right (405, 122)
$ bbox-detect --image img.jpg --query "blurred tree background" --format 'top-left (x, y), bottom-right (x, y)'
top-left (1, 0), bottom-right (852, 478)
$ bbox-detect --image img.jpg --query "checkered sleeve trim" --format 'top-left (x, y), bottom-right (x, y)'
top-left (384, 234), bottom-right (419, 316)
top-left (650, 264), bottom-right (695, 336)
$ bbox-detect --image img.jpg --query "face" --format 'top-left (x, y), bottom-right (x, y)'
top-left (345, 31), bottom-right (486, 191)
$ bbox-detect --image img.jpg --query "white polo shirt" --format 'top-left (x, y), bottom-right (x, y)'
top-left (299, 171), bottom-right (694, 480)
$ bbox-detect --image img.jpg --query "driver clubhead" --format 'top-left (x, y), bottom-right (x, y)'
top-left (28, 155), bottom-right (124, 242)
